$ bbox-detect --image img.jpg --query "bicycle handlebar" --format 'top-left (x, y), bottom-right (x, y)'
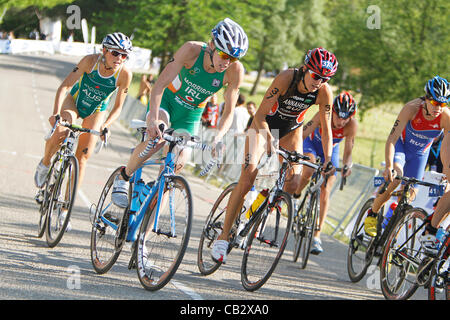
top-left (44, 115), bottom-right (107, 153)
top-left (376, 172), bottom-right (445, 195)
top-left (134, 121), bottom-right (221, 176)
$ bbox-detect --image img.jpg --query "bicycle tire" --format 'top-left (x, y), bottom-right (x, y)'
top-left (298, 191), bottom-right (319, 269)
top-left (347, 198), bottom-right (376, 282)
top-left (241, 191), bottom-right (293, 291)
top-left (380, 207), bottom-right (427, 300)
top-left (291, 194), bottom-right (307, 262)
top-left (45, 155), bottom-right (78, 248)
top-left (136, 175), bottom-right (193, 291)
top-left (90, 166), bottom-right (128, 274)
top-left (428, 229), bottom-right (450, 300)
top-left (197, 182), bottom-right (237, 276)
top-left (37, 158), bottom-right (59, 238)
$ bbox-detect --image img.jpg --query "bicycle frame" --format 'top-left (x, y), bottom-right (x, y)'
top-left (127, 150), bottom-right (176, 242)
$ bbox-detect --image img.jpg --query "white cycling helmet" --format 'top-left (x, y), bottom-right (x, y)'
top-left (212, 18), bottom-right (248, 59)
top-left (102, 32), bottom-right (133, 53)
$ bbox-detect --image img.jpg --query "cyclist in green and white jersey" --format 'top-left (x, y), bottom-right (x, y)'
top-left (111, 18), bottom-right (248, 207)
top-left (34, 32), bottom-right (133, 191)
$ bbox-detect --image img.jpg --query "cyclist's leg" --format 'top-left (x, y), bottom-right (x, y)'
top-left (279, 127), bottom-right (303, 194)
top-left (364, 143), bottom-right (404, 236)
top-left (124, 109), bottom-right (169, 176)
top-left (294, 134), bottom-right (317, 197)
top-left (371, 148), bottom-right (404, 213)
top-left (216, 127), bottom-right (265, 242)
top-left (42, 95), bottom-right (78, 167)
top-left (75, 110), bottom-right (106, 187)
top-left (316, 146), bottom-right (340, 239)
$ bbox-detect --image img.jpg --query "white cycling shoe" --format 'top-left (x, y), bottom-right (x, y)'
top-left (211, 240), bottom-right (229, 264)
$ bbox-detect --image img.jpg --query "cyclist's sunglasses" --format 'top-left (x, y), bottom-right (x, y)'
top-left (108, 49), bottom-right (128, 59)
top-left (427, 96), bottom-right (448, 107)
top-left (215, 48), bottom-right (239, 62)
top-left (308, 69), bottom-right (330, 82)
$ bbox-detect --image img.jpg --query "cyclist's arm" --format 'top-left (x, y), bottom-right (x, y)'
top-left (431, 120), bottom-right (450, 227)
top-left (214, 61), bottom-right (244, 143)
top-left (147, 42), bottom-right (199, 128)
top-left (316, 83), bottom-right (334, 165)
top-left (303, 112), bottom-right (320, 138)
top-left (101, 67), bottom-right (132, 130)
top-left (52, 55), bottom-right (94, 117)
top-left (253, 69), bottom-right (291, 146)
top-left (384, 100), bottom-right (418, 175)
top-left (342, 117), bottom-right (358, 177)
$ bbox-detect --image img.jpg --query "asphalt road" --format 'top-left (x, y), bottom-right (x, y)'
top-left (0, 53), bottom-right (428, 304)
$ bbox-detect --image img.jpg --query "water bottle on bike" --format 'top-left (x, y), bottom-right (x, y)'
top-left (382, 202), bottom-right (397, 229)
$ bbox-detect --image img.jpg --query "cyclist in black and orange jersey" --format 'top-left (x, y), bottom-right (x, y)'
top-left (34, 32), bottom-right (133, 190)
top-left (211, 47), bottom-right (339, 263)
top-left (293, 91), bottom-right (358, 254)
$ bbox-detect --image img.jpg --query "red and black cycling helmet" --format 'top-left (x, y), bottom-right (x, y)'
top-left (333, 91), bottom-right (357, 119)
top-left (304, 47), bottom-right (338, 78)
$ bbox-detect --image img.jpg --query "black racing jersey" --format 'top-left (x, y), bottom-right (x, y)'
top-left (266, 68), bottom-right (319, 138)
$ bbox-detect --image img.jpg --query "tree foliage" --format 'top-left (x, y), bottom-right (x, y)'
top-left (1, 0), bottom-right (449, 111)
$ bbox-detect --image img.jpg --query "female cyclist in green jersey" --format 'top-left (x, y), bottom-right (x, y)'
top-left (111, 18), bottom-right (248, 208)
top-left (34, 32), bottom-right (133, 192)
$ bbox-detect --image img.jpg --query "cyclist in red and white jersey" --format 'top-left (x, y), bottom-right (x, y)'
top-left (294, 91), bottom-right (358, 254)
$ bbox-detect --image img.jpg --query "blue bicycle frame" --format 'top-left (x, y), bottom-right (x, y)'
top-left (126, 150), bottom-right (177, 242)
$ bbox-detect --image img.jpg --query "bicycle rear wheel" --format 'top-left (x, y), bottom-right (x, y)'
top-left (347, 198), bottom-right (376, 282)
top-left (380, 207), bottom-right (427, 300)
top-left (241, 191), bottom-right (292, 291)
top-left (428, 233), bottom-right (450, 300)
top-left (90, 167), bottom-right (129, 274)
top-left (197, 183), bottom-right (237, 276)
top-left (45, 155), bottom-right (78, 248)
top-left (297, 192), bottom-right (318, 269)
top-left (136, 175), bottom-right (193, 291)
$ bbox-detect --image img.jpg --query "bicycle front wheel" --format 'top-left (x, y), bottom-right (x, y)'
top-left (90, 166), bottom-right (129, 274)
top-left (45, 155), bottom-right (78, 248)
top-left (198, 183), bottom-right (237, 276)
top-left (347, 198), bottom-right (376, 282)
top-left (297, 192), bottom-right (319, 269)
top-left (241, 191), bottom-right (292, 291)
top-left (136, 175), bottom-right (193, 291)
top-left (380, 207), bottom-right (427, 300)
top-left (428, 232), bottom-right (450, 300)
top-left (37, 157), bottom-right (59, 238)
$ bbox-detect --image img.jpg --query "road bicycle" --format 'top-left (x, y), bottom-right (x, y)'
top-left (36, 115), bottom-right (105, 248)
top-left (291, 163), bottom-right (348, 269)
top-left (378, 175), bottom-right (447, 299)
top-left (198, 146), bottom-right (310, 291)
top-left (347, 174), bottom-right (443, 285)
top-left (90, 120), bottom-right (216, 291)
top-left (428, 229), bottom-right (450, 300)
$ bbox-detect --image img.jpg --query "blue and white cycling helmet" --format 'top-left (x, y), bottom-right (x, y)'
top-left (212, 18), bottom-right (248, 59)
top-left (424, 76), bottom-right (449, 103)
top-left (102, 32), bottom-right (133, 53)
